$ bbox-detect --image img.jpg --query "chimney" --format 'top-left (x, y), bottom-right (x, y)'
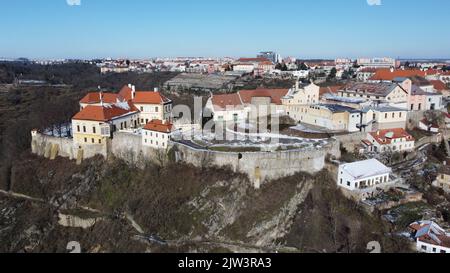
top-left (131, 85), bottom-right (136, 99)
top-left (154, 87), bottom-right (159, 92)
top-left (390, 67), bottom-right (394, 73)
top-left (128, 83), bottom-right (132, 88)
top-left (100, 90), bottom-right (104, 106)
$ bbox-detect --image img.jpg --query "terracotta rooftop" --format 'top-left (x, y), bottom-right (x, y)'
top-left (80, 92), bottom-right (123, 104)
top-left (133, 91), bottom-right (171, 104)
top-left (430, 80), bottom-right (448, 92)
top-left (409, 221), bottom-right (450, 249)
top-left (369, 128), bottom-right (415, 145)
top-left (369, 69), bottom-right (427, 81)
top-left (319, 85), bottom-right (344, 96)
top-left (238, 88), bottom-right (289, 105)
top-left (73, 101), bottom-right (138, 122)
top-left (237, 57), bottom-right (271, 63)
top-left (211, 93), bottom-right (243, 111)
top-left (143, 119), bottom-right (173, 133)
top-left (210, 88), bottom-right (289, 111)
top-left (119, 85), bottom-right (134, 101)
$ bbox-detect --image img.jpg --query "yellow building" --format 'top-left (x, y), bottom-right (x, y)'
top-left (293, 104), bottom-right (361, 132)
top-left (282, 82), bottom-right (320, 108)
top-left (72, 101), bottom-right (140, 146)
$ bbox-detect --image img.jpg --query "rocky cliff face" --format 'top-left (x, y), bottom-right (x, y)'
top-left (0, 154), bottom-right (408, 253)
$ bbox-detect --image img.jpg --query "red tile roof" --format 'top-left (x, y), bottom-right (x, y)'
top-left (133, 91), bottom-right (171, 104)
top-left (359, 68), bottom-right (377, 73)
top-left (369, 128), bottom-right (415, 145)
top-left (238, 88), bottom-right (289, 105)
top-left (119, 85), bottom-right (134, 101)
top-left (319, 85), bottom-right (344, 96)
top-left (370, 69), bottom-right (427, 81)
top-left (80, 92), bottom-right (122, 104)
top-left (73, 101), bottom-right (138, 122)
top-left (211, 93), bottom-right (243, 110)
top-left (143, 119), bottom-right (173, 133)
top-left (237, 58), bottom-right (271, 63)
top-left (420, 119), bottom-right (439, 129)
top-left (430, 80), bottom-right (448, 92)
top-left (409, 221), bottom-right (450, 248)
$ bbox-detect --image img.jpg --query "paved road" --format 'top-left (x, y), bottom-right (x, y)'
top-left (173, 139), bottom-right (206, 150)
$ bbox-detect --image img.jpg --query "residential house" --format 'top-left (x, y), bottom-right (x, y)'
top-left (369, 68), bottom-right (430, 82)
top-left (432, 163), bottom-right (450, 193)
top-left (282, 82), bottom-right (321, 121)
top-left (72, 101), bottom-right (140, 146)
top-left (359, 105), bottom-right (408, 132)
top-left (440, 71), bottom-right (450, 84)
top-left (233, 62), bottom-right (256, 74)
top-left (79, 92), bottom-right (124, 110)
top-left (356, 68), bottom-right (377, 82)
top-left (119, 84), bottom-right (173, 124)
top-left (409, 77), bottom-right (444, 110)
top-left (363, 128), bottom-right (415, 153)
top-left (430, 80), bottom-right (450, 98)
top-left (337, 82), bottom-right (409, 105)
top-left (337, 159), bottom-right (393, 200)
top-left (409, 221), bottom-right (450, 253)
top-left (142, 119), bottom-right (174, 149)
top-left (233, 58), bottom-right (271, 74)
top-left (255, 61), bottom-right (275, 76)
top-left (205, 88), bottom-right (289, 122)
top-left (408, 85), bottom-right (427, 111)
top-left (419, 119), bottom-right (440, 133)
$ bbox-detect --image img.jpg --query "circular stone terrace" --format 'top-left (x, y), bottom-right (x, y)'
top-left (172, 122), bottom-right (331, 153)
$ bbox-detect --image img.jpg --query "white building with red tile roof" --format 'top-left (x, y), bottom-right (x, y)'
top-left (79, 92), bottom-right (124, 110)
top-left (364, 128), bottom-right (415, 153)
top-left (205, 87), bottom-right (289, 122)
top-left (73, 84), bottom-right (173, 145)
top-left (409, 221), bottom-right (450, 253)
top-left (72, 101), bottom-right (140, 146)
top-left (142, 119), bottom-right (174, 149)
top-left (119, 84), bottom-right (173, 124)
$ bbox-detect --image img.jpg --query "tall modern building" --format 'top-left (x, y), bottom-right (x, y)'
top-left (257, 51), bottom-right (281, 64)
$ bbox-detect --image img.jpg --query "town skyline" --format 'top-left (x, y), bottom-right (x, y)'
top-left (1, 0), bottom-right (450, 59)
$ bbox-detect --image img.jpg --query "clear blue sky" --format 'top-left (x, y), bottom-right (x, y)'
top-left (1, 0), bottom-right (449, 59)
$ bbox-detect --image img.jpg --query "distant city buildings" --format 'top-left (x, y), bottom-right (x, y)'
top-left (257, 51), bottom-right (282, 64)
top-left (357, 57), bottom-right (398, 68)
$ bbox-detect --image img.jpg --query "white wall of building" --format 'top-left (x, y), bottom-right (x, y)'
top-left (417, 240), bottom-right (450, 254)
top-left (142, 129), bottom-right (171, 149)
